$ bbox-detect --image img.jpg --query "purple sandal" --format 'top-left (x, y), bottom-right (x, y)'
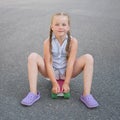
top-left (21, 92), bottom-right (40, 106)
top-left (80, 94), bottom-right (99, 108)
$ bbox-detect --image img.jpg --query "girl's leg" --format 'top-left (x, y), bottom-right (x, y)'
top-left (28, 52), bottom-right (48, 94)
top-left (72, 54), bottom-right (94, 96)
top-left (21, 52), bottom-right (48, 106)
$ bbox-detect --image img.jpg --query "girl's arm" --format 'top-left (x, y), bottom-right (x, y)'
top-left (63, 38), bottom-right (78, 92)
top-left (43, 39), bottom-right (60, 93)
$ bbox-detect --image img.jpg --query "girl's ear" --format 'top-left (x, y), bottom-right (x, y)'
top-left (67, 26), bottom-right (70, 31)
top-left (51, 25), bottom-right (53, 31)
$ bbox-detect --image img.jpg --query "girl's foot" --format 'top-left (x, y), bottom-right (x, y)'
top-left (21, 92), bottom-right (40, 106)
top-left (80, 94), bottom-right (99, 108)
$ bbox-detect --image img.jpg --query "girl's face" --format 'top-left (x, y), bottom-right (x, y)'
top-left (51, 15), bottom-right (70, 38)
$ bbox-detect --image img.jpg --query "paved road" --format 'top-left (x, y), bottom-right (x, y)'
top-left (0, 0), bottom-right (120, 120)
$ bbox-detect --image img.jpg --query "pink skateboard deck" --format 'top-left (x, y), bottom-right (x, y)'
top-left (51, 79), bottom-right (71, 99)
top-left (57, 79), bottom-right (64, 96)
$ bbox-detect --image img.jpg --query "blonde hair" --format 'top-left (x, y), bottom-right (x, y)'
top-left (49, 12), bottom-right (71, 60)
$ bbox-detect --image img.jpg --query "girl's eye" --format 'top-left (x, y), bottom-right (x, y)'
top-left (54, 23), bottom-right (67, 26)
top-left (62, 23), bottom-right (66, 26)
top-left (55, 23), bottom-right (59, 26)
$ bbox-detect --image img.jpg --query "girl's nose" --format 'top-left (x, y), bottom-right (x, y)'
top-left (59, 25), bottom-right (63, 29)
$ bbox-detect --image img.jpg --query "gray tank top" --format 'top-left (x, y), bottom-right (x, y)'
top-left (52, 34), bottom-right (68, 72)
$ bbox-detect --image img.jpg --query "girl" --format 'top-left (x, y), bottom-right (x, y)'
top-left (21, 12), bottom-right (99, 108)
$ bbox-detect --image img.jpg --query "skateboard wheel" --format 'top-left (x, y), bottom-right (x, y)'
top-left (64, 92), bottom-right (70, 99)
top-left (51, 93), bottom-right (58, 99)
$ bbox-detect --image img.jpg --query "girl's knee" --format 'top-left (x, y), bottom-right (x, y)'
top-left (84, 54), bottom-right (94, 64)
top-left (28, 52), bottom-right (38, 62)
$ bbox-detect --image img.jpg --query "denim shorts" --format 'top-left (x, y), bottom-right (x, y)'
top-left (53, 67), bottom-right (66, 80)
top-left (45, 67), bottom-right (66, 81)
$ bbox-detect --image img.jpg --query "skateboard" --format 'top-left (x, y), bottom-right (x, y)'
top-left (51, 79), bottom-right (70, 99)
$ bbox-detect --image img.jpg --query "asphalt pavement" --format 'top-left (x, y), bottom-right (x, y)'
top-left (0, 0), bottom-right (120, 120)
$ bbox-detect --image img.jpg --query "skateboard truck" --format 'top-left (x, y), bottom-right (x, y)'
top-left (51, 79), bottom-right (70, 99)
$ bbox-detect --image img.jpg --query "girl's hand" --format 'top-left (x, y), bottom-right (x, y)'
top-left (52, 83), bottom-right (60, 94)
top-left (62, 83), bottom-right (70, 93)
